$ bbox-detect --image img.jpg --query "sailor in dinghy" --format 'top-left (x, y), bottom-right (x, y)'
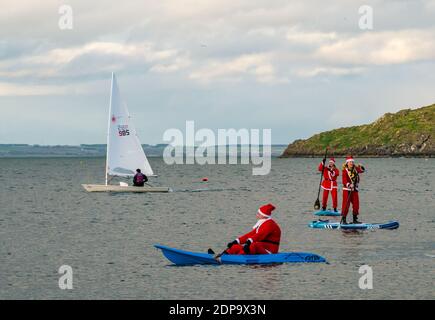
top-left (81, 73), bottom-right (170, 193)
top-left (133, 169), bottom-right (148, 187)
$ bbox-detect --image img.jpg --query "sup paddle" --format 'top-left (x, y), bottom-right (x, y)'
top-left (314, 147), bottom-right (328, 210)
top-left (342, 189), bottom-right (352, 223)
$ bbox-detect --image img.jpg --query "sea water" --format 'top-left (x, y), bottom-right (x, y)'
top-left (0, 157), bottom-right (433, 299)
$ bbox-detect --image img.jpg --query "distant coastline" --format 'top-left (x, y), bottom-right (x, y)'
top-left (0, 144), bottom-right (288, 158)
top-left (0, 144), bottom-right (165, 158)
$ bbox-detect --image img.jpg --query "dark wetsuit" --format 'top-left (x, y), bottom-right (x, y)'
top-left (133, 173), bottom-right (148, 187)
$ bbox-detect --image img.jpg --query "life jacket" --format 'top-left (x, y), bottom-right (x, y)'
top-left (136, 173), bottom-right (145, 184)
top-left (346, 167), bottom-right (360, 184)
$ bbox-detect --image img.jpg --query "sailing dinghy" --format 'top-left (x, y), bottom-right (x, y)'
top-left (82, 73), bottom-right (170, 193)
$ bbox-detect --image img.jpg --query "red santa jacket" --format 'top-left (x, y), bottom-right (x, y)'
top-left (342, 165), bottom-right (365, 191)
top-left (236, 218), bottom-right (281, 247)
top-left (318, 162), bottom-right (339, 190)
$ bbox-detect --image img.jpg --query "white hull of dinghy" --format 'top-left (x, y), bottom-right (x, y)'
top-left (82, 184), bottom-right (170, 193)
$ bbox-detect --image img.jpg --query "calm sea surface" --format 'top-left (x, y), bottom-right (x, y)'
top-left (0, 157), bottom-right (433, 299)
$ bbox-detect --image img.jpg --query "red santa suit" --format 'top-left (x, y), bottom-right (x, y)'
top-left (226, 204), bottom-right (281, 255)
top-left (318, 158), bottom-right (339, 210)
top-left (341, 156), bottom-right (365, 217)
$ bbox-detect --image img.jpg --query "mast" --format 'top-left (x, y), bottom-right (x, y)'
top-left (105, 72), bottom-right (115, 186)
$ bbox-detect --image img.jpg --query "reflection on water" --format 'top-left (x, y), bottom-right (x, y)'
top-left (341, 230), bottom-right (365, 237)
top-left (0, 157), bottom-right (434, 299)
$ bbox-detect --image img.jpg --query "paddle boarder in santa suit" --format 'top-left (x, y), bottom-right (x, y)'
top-left (224, 204), bottom-right (281, 255)
top-left (133, 169), bottom-right (148, 187)
top-left (318, 157), bottom-right (340, 212)
top-left (341, 156), bottom-right (365, 224)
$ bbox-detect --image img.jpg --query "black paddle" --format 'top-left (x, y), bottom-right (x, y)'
top-left (314, 147), bottom-right (328, 210)
top-left (214, 250), bottom-right (227, 261)
top-left (342, 189), bottom-right (352, 223)
top-left (207, 248), bottom-right (227, 263)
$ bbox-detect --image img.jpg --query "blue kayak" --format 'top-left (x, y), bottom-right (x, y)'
top-left (314, 209), bottom-right (341, 217)
top-left (309, 220), bottom-right (399, 230)
top-left (155, 244), bottom-right (327, 266)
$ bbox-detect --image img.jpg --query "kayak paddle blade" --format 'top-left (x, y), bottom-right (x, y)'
top-left (314, 199), bottom-right (320, 210)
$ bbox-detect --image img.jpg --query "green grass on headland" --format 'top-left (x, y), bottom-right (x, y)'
top-left (282, 103), bottom-right (435, 157)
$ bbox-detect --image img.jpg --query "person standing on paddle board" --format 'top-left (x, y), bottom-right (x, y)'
top-left (225, 204), bottom-right (281, 255)
top-left (318, 158), bottom-right (339, 212)
top-left (341, 156), bottom-right (365, 224)
top-left (133, 169), bottom-right (148, 187)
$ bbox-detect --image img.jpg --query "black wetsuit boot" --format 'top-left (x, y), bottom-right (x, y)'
top-left (340, 216), bottom-right (347, 225)
top-left (353, 214), bottom-right (361, 224)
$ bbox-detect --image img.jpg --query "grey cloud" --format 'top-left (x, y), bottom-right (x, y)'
top-left (0, 0), bottom-right (434, 144)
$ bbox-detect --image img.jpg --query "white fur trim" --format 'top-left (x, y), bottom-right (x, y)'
top-left (257, 209), bottom-right (271, 217)
top-left (236, 239), bottom-right (240, 244)
top-left (248, 238), bottom-right (254, 243)
top-left (321, 180), bottom-right (338, 191)
top-left (253, 218), bottom-right (271, 230)
top-left (346, 158), bottom-right (354, 163)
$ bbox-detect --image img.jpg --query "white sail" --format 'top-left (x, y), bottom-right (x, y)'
top-left (106, 73), bottom-right (154, 183)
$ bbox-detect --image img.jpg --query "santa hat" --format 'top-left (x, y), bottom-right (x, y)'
top-left (345, 155), bottom-right (354, 163)
top-left (329, 158), bottom-right (336, 164)
top-left (258, 203), bottom-right (276, 218)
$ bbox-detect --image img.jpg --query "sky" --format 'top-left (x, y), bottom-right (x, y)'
top-left (0, 0), bottom-right (434, 145)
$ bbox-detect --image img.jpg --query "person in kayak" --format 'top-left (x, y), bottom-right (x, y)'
top-left (341, 156), bottom-right (365, 224)
top-left (225, 203), bottom-right (281, 255)
top-left (318, 157), bottom-right (339, 212)
top-left (133, 169), bottom-right (148, 187)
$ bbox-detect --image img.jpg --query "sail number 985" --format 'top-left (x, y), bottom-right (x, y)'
top-left (118, 130), bottom-right (130, 136)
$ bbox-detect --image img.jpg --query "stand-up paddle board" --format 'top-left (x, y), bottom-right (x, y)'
top-left (314, 209), bottom-right (341, 217)
top-left (309, 220), bottom-right (399, 230)
top-left (154, 244), bottom-right (327, 266)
